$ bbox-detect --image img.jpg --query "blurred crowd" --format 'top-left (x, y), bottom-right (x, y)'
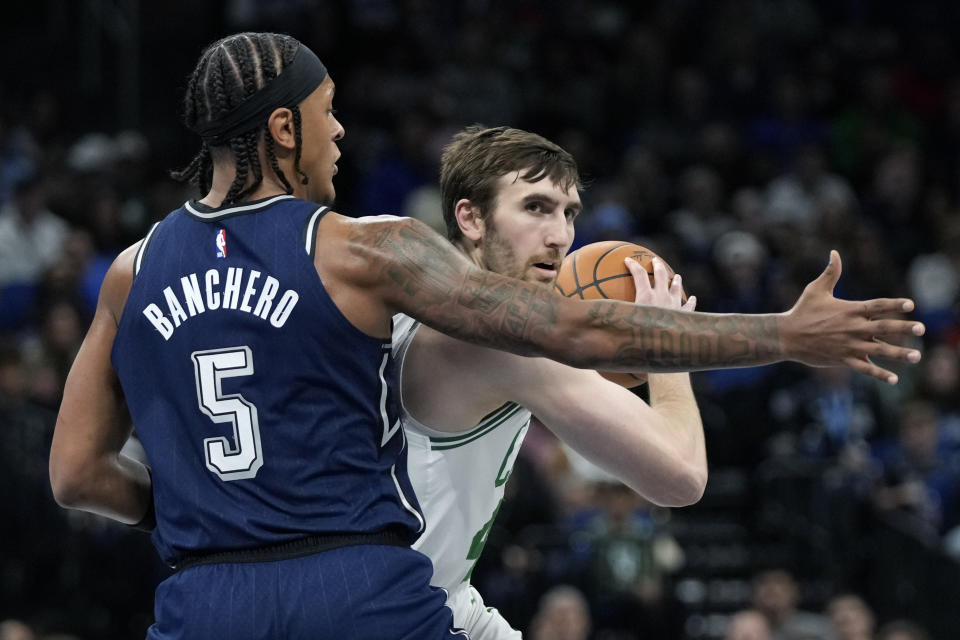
top-left (2, 1), bottom-right (960, 638)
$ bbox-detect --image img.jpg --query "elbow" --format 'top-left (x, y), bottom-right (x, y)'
top-left (49, 445), bottom-right (90, 509)
top-left (50, 464), bottom-right (81, 508)
top-left (679, 464), bottom-right (709, 506)
top-left (647, 463), bottom-right (708, 508)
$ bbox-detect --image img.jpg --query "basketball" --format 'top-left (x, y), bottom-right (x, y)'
top-left (554, 241), bottom-right (684, 388)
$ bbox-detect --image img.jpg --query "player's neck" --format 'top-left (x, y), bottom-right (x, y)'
top-left (200, 169), bottom-right (296, 208)
top-left (456, 240), bottom-right (484, 270)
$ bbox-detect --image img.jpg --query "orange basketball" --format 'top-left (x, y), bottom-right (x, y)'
top-left (554, 241), bottom-right (684, 388)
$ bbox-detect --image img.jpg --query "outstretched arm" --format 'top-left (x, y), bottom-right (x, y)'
top-left (327, 215), bottom-right (923, 383)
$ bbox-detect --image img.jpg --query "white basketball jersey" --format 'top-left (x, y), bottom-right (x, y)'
top-left (392, 314), bottom-right (532, 593)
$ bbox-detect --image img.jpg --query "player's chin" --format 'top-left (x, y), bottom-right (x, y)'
top-left (315, 183), bottom-right (336, 207)
top-left (527, 273), bottom-right (557, 288)
top-left (528, 266), bottom-right (559, 287)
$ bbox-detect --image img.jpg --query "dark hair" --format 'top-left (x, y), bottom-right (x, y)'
top-left (171, 32), bottom-right (308, 205)
top-left (439, 125), bottom-right (582, 243)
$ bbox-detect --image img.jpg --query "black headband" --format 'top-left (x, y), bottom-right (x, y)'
top-left (191, 43), bottom-right (328, 145)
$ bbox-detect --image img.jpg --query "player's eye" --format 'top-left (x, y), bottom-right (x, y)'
top-left (525, 201), bottom-right (543, 213)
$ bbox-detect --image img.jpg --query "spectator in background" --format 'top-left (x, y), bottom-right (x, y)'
top-left (0, 174), bottom-right (68, 288)
top-left (751, 567), bottom-right (836, 640)
top-left (0, 339), bottom-right (57, 482)
top-left (21, 299), bottom-right (85, 405)
top-left (744, 72), bottom-right (827, 185)
top-left (867, 143), bottom-right (925, 266)
top-left (830, 65), bottom-right (922, 186)
top-left (875, 619), bottom-right (932, 640)
top-left (0, 109), bottom-right (40, 205)
top-left (636, 66), bottom-right (713, 172)
top-left (764, 144), bottom-right (857, 236)
top-left (825, 593), bottom-right (875, 640)
top-left (710, 229), bottom-right (769, 314)
top-left (840, 220), bottom-right (903, 303)
top-left (761, 365), bottom-right (892, 585)
top-left (578, 482), bottom-right (685, 637)
top-left (767, 366), bottom-right (891, 462)
top-left (528, 585), bottom-right (592, 640)
top-left (355, 112), bottom-right (438, 215)
top-left (872, 399), bottom-right (960, 537)
top-left (0, 341), bottom-right (64, 626)
top-left (666, 164), bottom-right (733, 263)
top-left (0, 174), bottom-right (70, 330)
top-left (906, 250), bottom-right (959, 337)
top-left (0, 620), bottom-right (36, 640)
top-left (914, 343), bottom-right (960, 451)
top-left (610, 145), bottom-right (670, 235)
top-left (725, 609), bottom-right (772, 640)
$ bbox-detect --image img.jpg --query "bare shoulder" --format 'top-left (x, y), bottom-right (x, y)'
top-left (101, 241), bottom-right (143, 325)
top-left (313, 212), bottom-right (446, 287)
top-left (310, 212), bottom-right (417, 336)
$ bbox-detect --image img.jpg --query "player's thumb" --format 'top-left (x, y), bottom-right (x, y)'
top-left (812, 250), bottom-right (842, 291)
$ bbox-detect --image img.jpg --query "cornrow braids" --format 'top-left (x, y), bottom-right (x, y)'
top-left (170, 32), bottom-right (308, 205)
top-left (264, 131), bottom-right (293, 194)
top-left (292, 106), bottom-right (308, 186)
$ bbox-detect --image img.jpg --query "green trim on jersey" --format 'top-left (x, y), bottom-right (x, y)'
top-left (430, 402), bottom-right (524, 450)
top-left (495, 424), bottom-right (528, 487)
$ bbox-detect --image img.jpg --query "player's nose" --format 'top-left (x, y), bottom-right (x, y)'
top-left (545, 216), bottom-right (573, 249)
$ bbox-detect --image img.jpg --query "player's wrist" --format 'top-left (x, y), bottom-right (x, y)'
top-left (774, 312), bottom-right (796, 363)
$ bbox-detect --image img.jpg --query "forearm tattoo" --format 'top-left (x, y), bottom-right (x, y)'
top-left (352, 218), bottom-right (781, 371)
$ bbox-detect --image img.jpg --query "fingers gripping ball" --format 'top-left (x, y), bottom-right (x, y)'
top-left (554, 241), bottom-right (685, 388)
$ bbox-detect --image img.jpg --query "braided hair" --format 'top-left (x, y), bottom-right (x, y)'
top-left (171, 32), bottom-right (309, 205)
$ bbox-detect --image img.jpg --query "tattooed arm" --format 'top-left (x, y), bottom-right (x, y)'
top-left (315, 213), bottom-right (923, 383)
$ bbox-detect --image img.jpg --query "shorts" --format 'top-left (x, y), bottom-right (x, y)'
top-left (447, 584), bottom-right (522, 640)
top-left (148, 544), bottom-right (465, 640)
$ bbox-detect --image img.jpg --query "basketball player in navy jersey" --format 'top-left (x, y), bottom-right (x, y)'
top-left (49, 32), bottom-right (924, 639)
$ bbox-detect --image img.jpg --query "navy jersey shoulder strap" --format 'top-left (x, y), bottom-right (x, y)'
top-left (303, 206), bottom-right (330, 259)
top-left (134, 221), bottom-right (162, 276)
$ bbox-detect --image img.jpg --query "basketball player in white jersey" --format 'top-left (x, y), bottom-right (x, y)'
top-left (395, 126), bottom-right (703, 638)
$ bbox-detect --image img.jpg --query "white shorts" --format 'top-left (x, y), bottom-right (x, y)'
top-left (446, 584), bottom-right (523, 640)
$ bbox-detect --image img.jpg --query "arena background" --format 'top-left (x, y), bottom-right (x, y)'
top-left (1, 1), bottom-right (959, 639)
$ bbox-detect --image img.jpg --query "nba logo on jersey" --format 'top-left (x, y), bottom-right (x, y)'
top-left (215, 229), bottom-right (227, 258)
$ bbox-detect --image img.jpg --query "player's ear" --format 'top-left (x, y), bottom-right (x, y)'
top-left (454, 199), bottom-right (484, 243)
top-left (266, 107), bottom-right (296, 152)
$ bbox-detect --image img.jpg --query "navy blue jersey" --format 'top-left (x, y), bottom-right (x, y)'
top-left (112, 195), bottom-right (424, 566)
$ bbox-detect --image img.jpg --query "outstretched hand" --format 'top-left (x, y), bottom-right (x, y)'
top-left (780, 250), bottom-right (924, 384)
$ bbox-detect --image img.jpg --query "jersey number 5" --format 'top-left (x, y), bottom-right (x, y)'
top-left (191, 346), bottom-right (263, 481)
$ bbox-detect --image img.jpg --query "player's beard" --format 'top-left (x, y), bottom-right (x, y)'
top-left (480, 218), bottom-right (557, 288)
